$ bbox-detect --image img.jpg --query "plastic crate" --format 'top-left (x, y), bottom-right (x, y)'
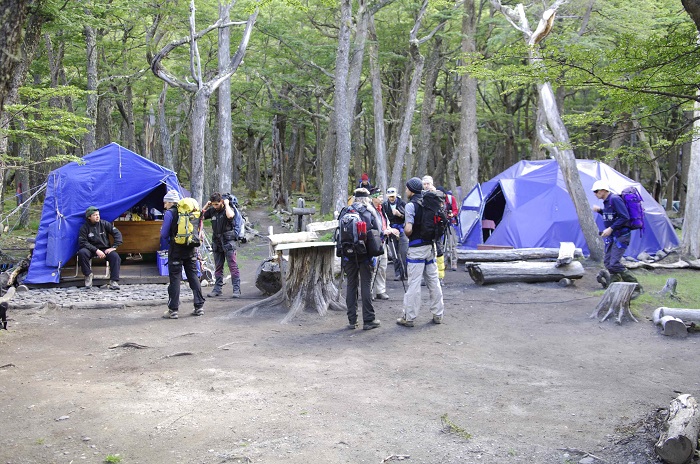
top-left (157, 252), bottom-right (201, 280)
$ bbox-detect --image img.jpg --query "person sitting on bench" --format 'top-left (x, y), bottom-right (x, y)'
top-left (78, 206), bottom-right (122, 290)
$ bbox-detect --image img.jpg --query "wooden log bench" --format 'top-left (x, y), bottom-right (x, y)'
top-left (467, 260), bottom-right (584, 285)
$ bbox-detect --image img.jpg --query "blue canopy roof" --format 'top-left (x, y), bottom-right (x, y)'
top-left (26, 143), bottom-right (185, 284)
top-left (459, 159), bottom-right (679, 258)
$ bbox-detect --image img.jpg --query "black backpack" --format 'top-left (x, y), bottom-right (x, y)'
top-left (335, 204), bottom-right (382, 258)
top-left (417, 190), bottom-right (449, 242)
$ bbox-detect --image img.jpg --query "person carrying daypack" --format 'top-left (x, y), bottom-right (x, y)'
top-left (336, 188), bottom-right (382, 331)
top-left (421, 176), bottom-right (450, 282)
top-left (160, 189), bottom-right (205, 319)
top-left (591, 180), bottom-right (642, 298)
top-left (202, 192), bottom-right (243, 298)
top-left (397, 177), bottom-right (445, 328)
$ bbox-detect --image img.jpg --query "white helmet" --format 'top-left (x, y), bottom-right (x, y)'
top-left (591, 180), bottom-right (610, 193)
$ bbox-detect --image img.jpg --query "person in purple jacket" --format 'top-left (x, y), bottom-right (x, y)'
top-left (591, 180), bottom-right (641, 296)
top-left (159, 190), bottom-right (205, 319)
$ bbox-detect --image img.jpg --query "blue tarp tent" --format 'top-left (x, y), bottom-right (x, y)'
top-left (458, 159), bottom-right (680, 258)
top-left (26, 143), bottom-right (186, 284)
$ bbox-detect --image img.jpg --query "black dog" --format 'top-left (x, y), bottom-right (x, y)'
top-left (0, 301), bottom-right (7, 330)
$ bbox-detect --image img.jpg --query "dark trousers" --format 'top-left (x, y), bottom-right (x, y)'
top-left (167, 256), bottom-right (205, 311)
top-left (77, 247), bottom-right (121, 281)
top-left (604, 233), bottom-right (630, 274)
top-left (388, 231), bottom-right (408, 280)
top-left (212, 243), bottom-right (240, 293)
top-left (343, 257), bottom-right (376, 324)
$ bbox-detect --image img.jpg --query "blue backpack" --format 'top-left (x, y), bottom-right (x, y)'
top-left (621, 187), bottom-right (644, 233)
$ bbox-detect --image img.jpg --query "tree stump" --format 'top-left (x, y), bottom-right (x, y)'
top-left (655, 394), bottom-right (700, 464)
top-left (235, 242), bottom-right (344, 323)
top-left (467, 261), bottom-right (584, 285)
top-left (659, 278), bottom-right (679, 299)
top-left (590, 282), bottom-right (638, 324)
top-left (657, 316), bottom-right (688, 338)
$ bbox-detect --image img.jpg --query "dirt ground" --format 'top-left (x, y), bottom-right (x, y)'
top-left (1, 208), bottom-right (699, 464)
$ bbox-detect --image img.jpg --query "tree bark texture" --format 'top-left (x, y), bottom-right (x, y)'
top-left (467, 260), bottom-right (584, 285)
top-left (332, 0), bottom-right (353, 213)
top-left (320, 110), bottom-right (337, 214)
top-left (368, 16), bottom-right (388, 192)
top-left (0, 0), bottom-right (31, 110)
top-left (653, 307), bottom-right (700, 325)
top-left (217, 2), bottom-right (233, 194)
top-left (416, 37), bottom-right (442, 178)
top-left (158, 83), bottom-right (174, 171)
top-left (590, 282), bottom-right (638, 324)
top-left (83, 25), bottom-right (98, 155)
top-left (235, 246), bottom-right (343, 324)
top-left (681, 95), bottom-right (700, 259)
top-left (457, 247), bottom-right (583, 262)
top-left (655, 394), bottom-right (700, 464)
top-left (457, 0), bottom-right (479, 195)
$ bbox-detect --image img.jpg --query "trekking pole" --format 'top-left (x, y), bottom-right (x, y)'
top-left (388, 236), bottom-right (406, 292)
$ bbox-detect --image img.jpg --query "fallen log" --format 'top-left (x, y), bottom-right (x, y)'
top-left (268, 231), bottom-right (319, 246)
top-left (625, 260), bottom-right (690, 270)
top-left (457, 247), bottom-right (583, 262)
top-left (656, 316), bottom-right (688, 338)
top-left (467, 261), bottom-right (584, 285)
top-left (655, 394), bottom-right (700, 464)
top-left (590, 282), bottom-right (638, 324)
top-left (653, 307), bottom-right (700, 325)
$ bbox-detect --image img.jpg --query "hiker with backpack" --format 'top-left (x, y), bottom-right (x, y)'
top-left (202, 192), bottom-right (243, 298)
top-left (160, 189), bottom-right (206, 319)
top-left (591, 180), bottom-right (642, 295)
top-left (422, 176), bottom-right (446, 284)
top-left (370, 187), bottom-right (400, 300)
top-left (396, 177), bottom-right (446, 327)
top-left (336, 188), bottom-right (382, 330)
top-left (383, 187), bottom-right (408, 281)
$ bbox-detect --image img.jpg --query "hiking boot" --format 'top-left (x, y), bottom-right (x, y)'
top-left (232, 279), bottom-right (241, 298)
top-left (84, 273), bottom-right (93, 289)
top-left (596, 270), bottom-right (610, 289)
top-left (363, 320), bottom-right (381, 330)
top-left (396, 317), bottom-right (414, 327)
top-left (394, 275), bottom-right (401, 281)
top-left (232, 289), bottom-right (242, 299)
top-left (347, 322), bottom-right (359, 330)
top-left (375, 293), bottom-right (389, 300)
top-left (451, 265), bottom-right (458, 271)
top-left (108, 280), bottom-right (120, 290)
top-left (162, 310), bottom-right (178, 319)
top-left (432, 315), bottom-right (443, 324)
top-left (207, 289), bottom-right (222, 298)
top-left (191, 307), bottom-right (204, 316)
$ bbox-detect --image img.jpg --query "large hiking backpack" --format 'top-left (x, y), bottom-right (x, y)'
top-left (174, 198), bottom-right (202, 247)
top-left (620, 186), bottom-right (645, 232)
top-left (336, 205), bottom-right (367, 258)
top-left (418, 190), bottom-right (449, 242)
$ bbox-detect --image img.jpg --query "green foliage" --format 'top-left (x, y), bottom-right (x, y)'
top-left (633, 270), bottom-right (700, 309)
top-left (104, 455), bottom-right (122, 463)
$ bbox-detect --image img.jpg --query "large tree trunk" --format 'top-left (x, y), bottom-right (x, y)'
top-left (0, 0), bottom-right (32, 111)
top-left (158, 83), bottom-right (174, 170)
top-left (457, 0), bottom-right (479, 195)
top-left (332, 0), bottom-right (353, 212)
top-left (681, 95), bottom-right (700, 259)
top-left (190, 91), bottom-right (210, 205)
top-left (83, 25), bottom-right (98, 155)
top-left (270, 114), bottom-right (286, 210)
top-left (320, 110), bottom-right (337, 214)
top-left (368, 16), bottom-right (388, 192)
top-left (416, 37), bottom-right (442, 177)
top-left (217, 2), bottom-right (233, 194)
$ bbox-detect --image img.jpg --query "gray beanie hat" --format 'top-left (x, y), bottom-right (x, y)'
top-left (163, 189), bottom-right (182, 203)
top-left (406, 177), bottom-right (423, 194)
